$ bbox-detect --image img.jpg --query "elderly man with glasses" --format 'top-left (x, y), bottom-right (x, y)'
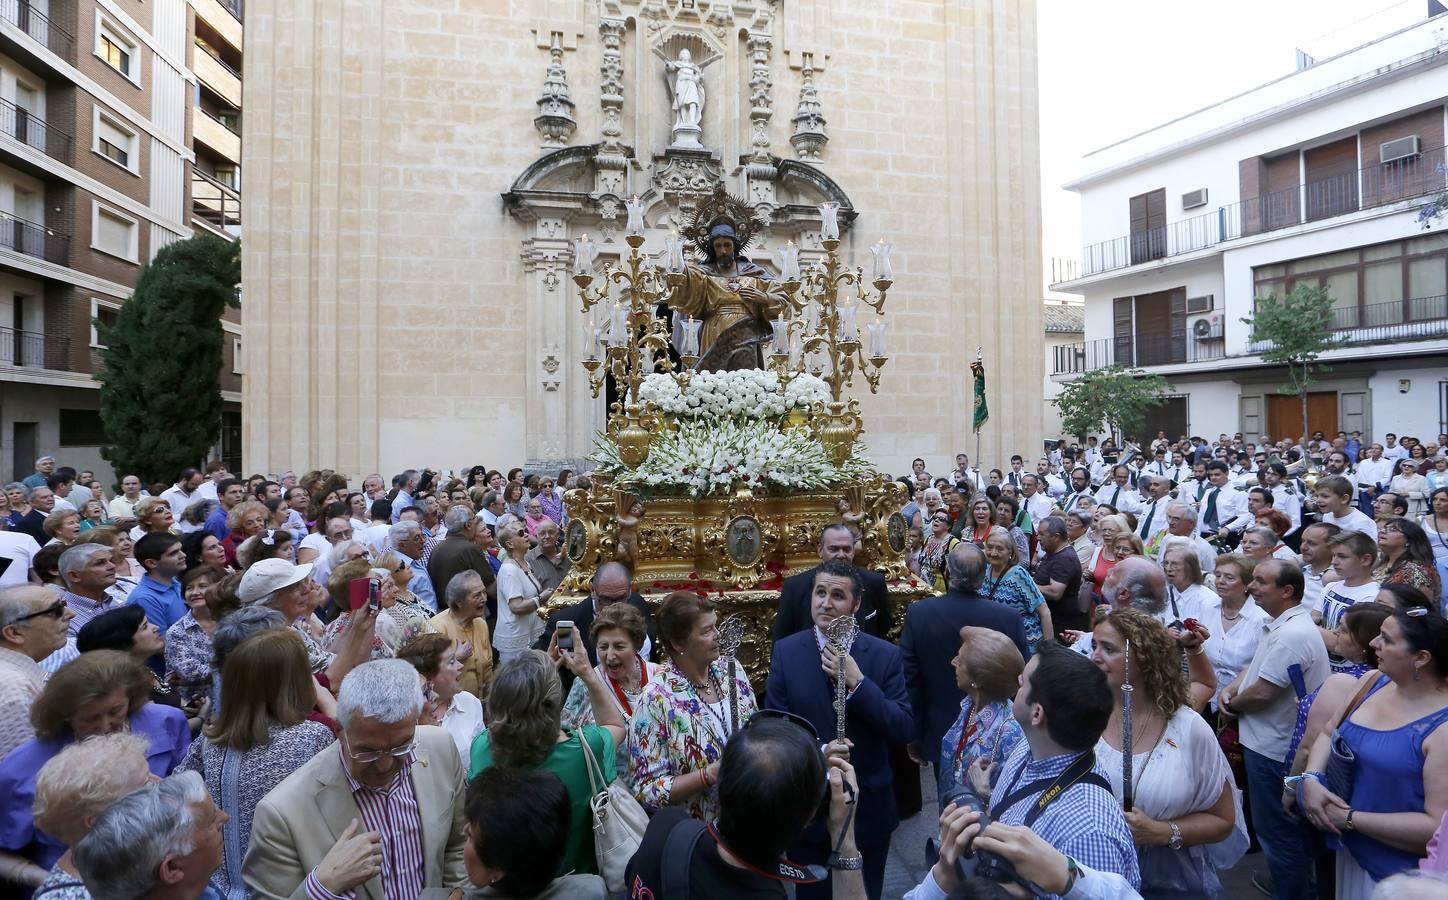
top-left (0, 586), bottom-right (73, 758)
top-left (244, 658), bottom-right (468, 900)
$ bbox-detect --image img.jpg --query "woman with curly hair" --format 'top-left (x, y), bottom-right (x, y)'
top-left (1091, 607), bottom-right (1246, 898)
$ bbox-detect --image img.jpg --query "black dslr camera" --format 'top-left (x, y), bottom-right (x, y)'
top-left (924, 786), bottom-right (1020, 885)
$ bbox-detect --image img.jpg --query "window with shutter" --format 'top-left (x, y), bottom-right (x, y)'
top-left (93, 206), bottom-right (136, 261)
top-left (1129, 189), bottom-right (1167, 265)
top-left (1113, 297), bottom-right (1133, 366)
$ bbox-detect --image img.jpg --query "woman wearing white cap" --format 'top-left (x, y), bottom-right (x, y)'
top-left (236, 557), bottom-right (376, 694)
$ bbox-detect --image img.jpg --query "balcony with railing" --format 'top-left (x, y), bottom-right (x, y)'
top-left (0, 325), bottom-right (69, 370)
top-left (0, 0), bottom-right (74, 61)
top-left (193, 42), bottom-right (242, 108)
top-left (192, 169), bottom-right (240, 234)
top-left (1076, 145), bottom-right (1448, 278)
top-left (0, 96), bottom-right (70, 163)
top-left (1053, 295), bottom-right (1448, 376)
top-left (0, 209), bottom-right (68, 265)
top-left (194, 107), bottom-right (240, 163)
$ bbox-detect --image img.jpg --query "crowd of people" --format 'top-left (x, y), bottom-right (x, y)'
top-left (0, 432), bottom-right (1444, 900)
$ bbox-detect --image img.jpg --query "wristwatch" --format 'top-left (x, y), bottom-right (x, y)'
top-left (827, 852), bottom-right (864, 870)
top-left (1167, 821), bottom-right (1184, 850)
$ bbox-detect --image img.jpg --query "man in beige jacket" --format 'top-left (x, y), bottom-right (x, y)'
top-left (244, 659), bottom-right (468, 900)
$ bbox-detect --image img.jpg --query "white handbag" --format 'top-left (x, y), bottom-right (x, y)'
top-left (577, 728), bottom-right (649, 893)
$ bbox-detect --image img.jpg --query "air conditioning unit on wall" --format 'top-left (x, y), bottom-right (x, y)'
top-left (1186, 294), bottom-right (1214, 314)
top-left (1181, 188), bottom-right (1208, 210)
top-left (1380, 135), bottom-right (1420, 165)
top-left (1192, 314), bottom-right (1223, 340)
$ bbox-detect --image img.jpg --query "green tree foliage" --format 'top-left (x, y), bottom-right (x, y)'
top-left (1054, 365), bottom-right (1175, 444)
top-left (1241, 284), bottom-right (1339, 446)
top-left (95, 235), bottom-right (240, 484)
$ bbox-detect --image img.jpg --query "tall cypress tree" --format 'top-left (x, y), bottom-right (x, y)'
top-left (95, 234), bottom-right (241, 485)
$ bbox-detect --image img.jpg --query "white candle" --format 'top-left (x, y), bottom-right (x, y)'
top-left (867, 320), bottom-right (887, 357)
top-left (666, 233), bottom-right (685, 272)
top-left (770, 318), bottom-right (790, 356)
top-left (818, 202), bottom-right (840, 241)
top-left (869, 239), bottom-right (893, 282)
top-left (626, 196), bottom-right (646, 237)
top-left (573, 234), bottom-right (595, 275)
top-left (775, 241), bottom-right (800, 280)
top-left (837, 305), bottom-right (858, 342)
top-left (681, 316), bottom-right (703, 357)
top-left (609, 303), bottom-right (630, 346)
top-left (584, 313), bottom-right (598, 359)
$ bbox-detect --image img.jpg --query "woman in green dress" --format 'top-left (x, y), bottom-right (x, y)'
top-left (468, 639), bottom-right (626, 877)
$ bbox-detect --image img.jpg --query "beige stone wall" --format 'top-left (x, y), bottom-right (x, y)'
top-left (241, 0), bottom-right (1044, 477)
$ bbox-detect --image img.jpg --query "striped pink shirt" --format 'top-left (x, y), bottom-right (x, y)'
top-left (305, 746), bottom-right (426, 900)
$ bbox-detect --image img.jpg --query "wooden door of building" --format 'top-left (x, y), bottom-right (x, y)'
top-left (1266, 391), bottom-right (1338, 441)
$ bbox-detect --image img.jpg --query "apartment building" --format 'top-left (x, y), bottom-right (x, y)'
top-left (1051, 16), bottom-right (1448, 444)
top-left (0, 0), bottom-right (242, 484)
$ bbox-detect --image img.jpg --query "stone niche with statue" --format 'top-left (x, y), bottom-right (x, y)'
top-left (504, 0), bottom-right (925, 680)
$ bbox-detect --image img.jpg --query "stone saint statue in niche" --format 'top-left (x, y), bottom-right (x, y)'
top-left (665, 49), bottom-right (705, 131)
top-left (667, 186), bottom-right (789, 371)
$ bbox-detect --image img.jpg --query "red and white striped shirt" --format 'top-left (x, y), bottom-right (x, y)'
top-left (305, 746), bottom-right (426, 900)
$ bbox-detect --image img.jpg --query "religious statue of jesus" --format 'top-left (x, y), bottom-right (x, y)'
top-left (667, 219), bottom-right (789, 371)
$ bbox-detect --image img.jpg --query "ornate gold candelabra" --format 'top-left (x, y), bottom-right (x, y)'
top-left (574, 207), bottom-right (688, 468)
top-left (771, 205), bottom-right (893, 463)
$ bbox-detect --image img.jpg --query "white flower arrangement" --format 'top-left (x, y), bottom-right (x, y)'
top-left (589, 417), bottom-right (873, 497)
top-left (638, 369), bottom-right (830, 420)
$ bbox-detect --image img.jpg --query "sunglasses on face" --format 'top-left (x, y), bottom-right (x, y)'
top-left (12, 599), bottom-right (67, 624)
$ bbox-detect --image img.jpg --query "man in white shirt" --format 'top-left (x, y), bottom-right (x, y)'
top-left (1093, 465), bottom-right (1141, 514)
top-left (1056, 467), bottom-right (1093, 515)
top-left (1219, 560), bottom-right (1327, 900)
top-left (1262, 462), bottom-right (1303, 538)
top-left (1004, 455), bottom-right (1027, 489)
top-left (1296, 522), bottom-right (1338, 613)
top-left (1198, 461), bottom-right (1250, 543)
top-left (1034, 458), bottom-right (1066, 498)
top-left (1020, 474), bottom-right (1054, 530)
top-left (1382, 433), bottom-right (1408, 462)
top-left (191, 461), bottom-right (230, 507)
top-left (947, 453), bottom-right (980, 493)
top-left (0, 524), bottom-right (41, 588)
top-left (1135, 476), bottom-right (1171, 544)
top-left (1353, 443), bottom-right (1395, 517)
top-left (1156, 503), bottom-right (1217, 576)
top-left (1315, 474), bottom-right (1378, 540)
top-left (159, 468), bottom-right (204, 520)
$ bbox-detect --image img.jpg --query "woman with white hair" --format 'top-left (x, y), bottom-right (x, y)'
top-left (26, 733), bottom-right (154, 898)
top-left (72, 771), bottom-right (223, 900)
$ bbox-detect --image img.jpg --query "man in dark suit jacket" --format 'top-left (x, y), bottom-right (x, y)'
top-left (427, 507), bottom-right (497, 607)
top-left (899, 542), bottom-right (1029, 776)
top-left (764, 559), bottom-right (913, 900)
top-left (773, 524), bottom-right (891, 641)
top-left (533, 561), bottom-right (655, 692)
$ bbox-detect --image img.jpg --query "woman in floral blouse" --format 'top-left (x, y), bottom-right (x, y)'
top-left (939, 626), bottom-right (1025, 804)
top-left (164, 564), bottom-right (227, 705)
top-left (627, 592), bottom-right (756, 823)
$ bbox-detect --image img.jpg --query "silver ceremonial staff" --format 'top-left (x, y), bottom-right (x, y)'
top-left (717, 615), bottom-right (746, 734)
top-left (826, 615), bottom-right (861, 743)
top-left (1122, 638), bottom-right (1135, 813)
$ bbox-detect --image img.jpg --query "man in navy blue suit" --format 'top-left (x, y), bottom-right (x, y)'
top-left (899, 543), bottom-right (1029, 776)
top-left (764, 558), bottom-right (913, 900)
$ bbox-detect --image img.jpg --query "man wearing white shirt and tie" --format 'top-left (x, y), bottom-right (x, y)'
top-left (1005, 455), bottom-right (1027, 489)
top-left (1135, 476), bottom-right (1171, 543)
top-left (1020, 474), bottom-right (1054, 531)
top-left (1262, 462), bottom-right (1303, 538)
top-left (1034, 458), bottom-right (1066, 498)
top-left (1353, 443), bottom-right (1395, 517)
top-left (1093, 465), bottom-right (1141, 514)
top-left (1198, 461), bottom-right (1251, 543)
top-left (1057, 468), bottom-right (1092, 515)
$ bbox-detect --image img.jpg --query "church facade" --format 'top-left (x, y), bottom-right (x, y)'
top-left (240, 0), bottom-right (1045, 477)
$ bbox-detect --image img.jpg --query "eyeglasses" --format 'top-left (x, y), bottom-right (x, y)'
top-left (11, 599), bottom-right (67, 624)
top-left (345, 737), bottom-right (416, 763)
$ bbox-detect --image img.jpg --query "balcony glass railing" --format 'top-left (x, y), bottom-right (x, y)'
top-left (1077, 146), bottom-right (1448, 278)
top-left (0, 0), bottom-right (74, 61)
top-left (0, 209), bottom-right (68, 265)
top-left (0, 96), bottom-right (70, 162)
top-left (1053, 295), bottom-right (1448, 376)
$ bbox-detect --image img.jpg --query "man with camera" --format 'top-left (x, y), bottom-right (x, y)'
top-left (625, 713), bottom-right (868, 899)
top-left (905, 642), bottom-right (1139, 898)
